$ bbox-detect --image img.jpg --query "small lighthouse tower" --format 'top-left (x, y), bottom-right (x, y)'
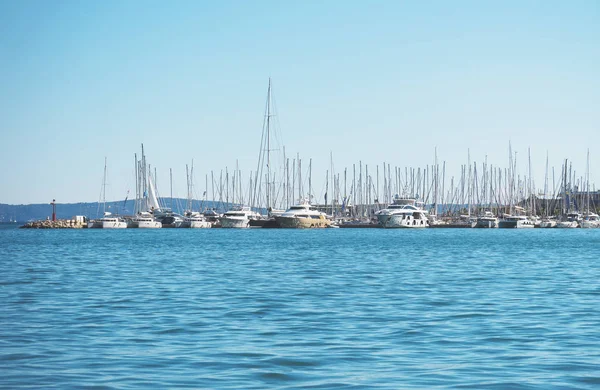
top-left (51, 199), bottom-right (56, 221)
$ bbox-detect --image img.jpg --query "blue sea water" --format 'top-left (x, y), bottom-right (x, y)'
top-left (1, 224), bottom-right (599, 389)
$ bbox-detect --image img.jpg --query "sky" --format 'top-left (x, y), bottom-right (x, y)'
top-left (1, 0), bottom-right (598, 205)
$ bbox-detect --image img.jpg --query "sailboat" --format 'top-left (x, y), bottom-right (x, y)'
top-left (179, 163), bottom-right (211, 228)
top-left (498, 144), bottom-right (534, 228)
top-left (581, 150), bottom-right (599, 228)
top-left (88, 158), bottom-right (128, 229)
top-left (539, 153), bottom-right (558, 228)
top-left (129, 145), bottom-right (162, 228)
top-left (556, 159), bottom-right (580, 228)
top-left (249, 78), bottom-right (285, 228)
top-left (131, 172), bottom-right (162, 228)
top-left (581, 213), bottom-right (599, 228)
top-left (475, 211), bottom-right (499, 228)
top-left (100, 211), bottom-right (128, 229)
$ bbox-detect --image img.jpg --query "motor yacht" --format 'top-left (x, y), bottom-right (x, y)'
top-left (219, 206), bottom-right (262, 228)
top-left (274, 199), bottom-right (331, 228)
top-left (375, 195), bottom-right (429, 228)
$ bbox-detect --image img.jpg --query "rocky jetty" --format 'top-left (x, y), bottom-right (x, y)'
top-left (20, 219), bottom-right (87, 229)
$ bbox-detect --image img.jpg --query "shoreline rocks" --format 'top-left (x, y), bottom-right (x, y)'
top-left (20, 219), bottom-right (87, 229)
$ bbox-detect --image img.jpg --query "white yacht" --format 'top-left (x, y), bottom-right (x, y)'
top-left (219, 206), bottom-right (262, 228)
top-left (375, 196), bottom-right (429, 228)
top-left (498, 215), bottom-right (535, 228)
top-left (539, 217), bottom-right (557, 228)
top-left (581, 213), bottom-right (600, 229)
top-left (274, 199), bottom-right (331, 228)
top-left (129, 211), bottom-right (162, 228)
top-left (202, 209), bottom-right (221, 224)
top-left (87, 220), bottom-right (100, 229)
top-left (556, 212), bottom-right (581, 228)
top-left (99, 212), bottom-right (127, 229)
top-left (475, 211), bottom-right (499, 228)
top-left (159, 212), bottom-right (185, 228)
top-left (88, 214), bottom-right (127, 229)
top-left (181, 212), bottom-right (211, 228)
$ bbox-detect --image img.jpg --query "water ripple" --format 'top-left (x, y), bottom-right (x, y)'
top-left (1, 227), bottom-right (600, 388)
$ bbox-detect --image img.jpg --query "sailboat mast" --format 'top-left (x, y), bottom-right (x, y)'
top-left (186, 164), bottom-right (190, 212)
top-left (134, 153), bottom-right (138, 215)
top-left (298, 154), bottom-right (302, 201)
top-left (587, 149), bottom-right (590, 214)
top-left (309, 158), bottom-right (312, 201)
top-left (141, 144), bottom-right (147, 211)
top-left (467, 150), bottom-right (471, 218)
top-left (434, 148), bottom-right (438, 216)
top-left (543, 152), bottom-right (549, 217)
top-left (266, 78), bottom-right (272, 210)
top-left (102, 157), bottom-right (107, 215)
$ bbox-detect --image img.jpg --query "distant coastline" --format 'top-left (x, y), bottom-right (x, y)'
top-left (0, 198), bottom-right (221, 223)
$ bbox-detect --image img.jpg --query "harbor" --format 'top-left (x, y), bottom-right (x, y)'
top-left (19, 139), bottom-right (600, 230)
top-left (16, 80), bottom-right (599, 231)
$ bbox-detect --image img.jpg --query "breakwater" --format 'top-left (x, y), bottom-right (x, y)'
top-left (20, 219), bottom-right (87, 229)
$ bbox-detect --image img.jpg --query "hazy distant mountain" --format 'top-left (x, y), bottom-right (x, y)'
top-left (0, 198), bottom-right (225, 223)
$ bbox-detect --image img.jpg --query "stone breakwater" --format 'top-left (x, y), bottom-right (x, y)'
top-left (20, 220), bottom-right (87, 229)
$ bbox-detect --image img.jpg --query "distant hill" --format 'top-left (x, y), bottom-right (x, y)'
top-left (0, 198), bottom-right (228, 223)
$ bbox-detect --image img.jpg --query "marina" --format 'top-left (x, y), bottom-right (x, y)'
top-left (20, 143), bottom-right (600, 230)
top-left (18, 89), bottom-right (600, 231)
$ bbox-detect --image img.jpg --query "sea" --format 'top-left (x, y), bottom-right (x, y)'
top-left (1, 224), bottom-right (599, 389)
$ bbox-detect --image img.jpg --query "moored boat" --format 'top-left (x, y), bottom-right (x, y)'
top-left (498, 215), bottom-right (535, 228)
top-left (129, 211), bottom-right (162, 228)
top-left (100, 212), bottom-right (128, 229)
top-left (556, 212), bottom-right (581, 228)
top-left (475, 211), bottom-right (499, 228)
top-left (375, 195), bottom-right (429, 228)
top-left (274, 199), bottom-right (331, 228)
top-left (581, 213), bottom-right (600, 229)
top-left (180, 212), bottom-right (211, 228)
top-left (539, 217), bottom-right (557, 228)
top-left (219, 206), bottom-right (262, 228)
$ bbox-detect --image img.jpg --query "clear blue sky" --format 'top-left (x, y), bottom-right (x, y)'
top-left (1, 0), bottom-right (598, 204)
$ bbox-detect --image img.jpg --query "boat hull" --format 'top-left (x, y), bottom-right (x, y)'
top-left (377, 214), bottom-right (428, 228)
top-left (498, 220), bottom-right (535, 228)
top-left (556, 221), bottom-right (579, 228)
top-left (220, 217), bottom-right (250, 228)
top-left (129, 221), bottom-right (162, 228)
top-left (540, 220), bottom-right (557, 228)
top-left (101, 221), bottom-right (128, 229)
top-left (581, 220), bottom-right (600, 228)
top-left (274, 215), bottom-right (331, 228)
top-left (186, 220), bottom-right (211, 228)
top-left (475, 218), bottom-right (498, 228)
